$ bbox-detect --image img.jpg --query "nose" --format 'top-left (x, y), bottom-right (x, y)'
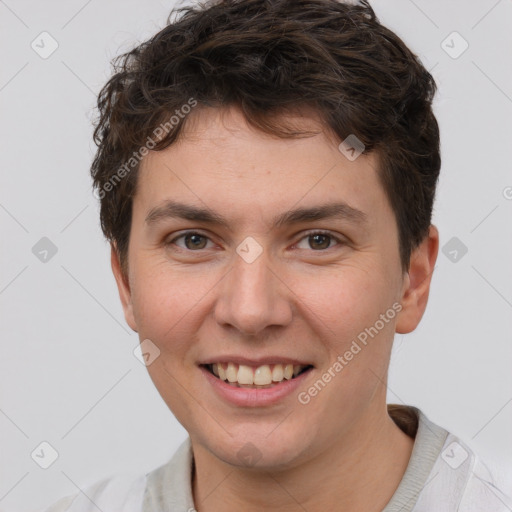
top-left (213, 245), bottom-right (293, 336)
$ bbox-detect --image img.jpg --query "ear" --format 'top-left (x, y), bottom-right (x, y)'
top-left (110, 243), bottom-right (138, 333)
top-left (396, 225), bottom-right (439, 334)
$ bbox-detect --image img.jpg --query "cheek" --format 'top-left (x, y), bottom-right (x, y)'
top-left (292, 268), bottom-right (397, 414)
top-left (130, 262), bottom-right (216, 354)
top-left (291, 262), bottom-right (396, 343)
top-left (291, 264), bottom-right (399, 409)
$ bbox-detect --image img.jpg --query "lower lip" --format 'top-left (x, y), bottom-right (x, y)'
top-left (199, 365), bottom-right (313, 407)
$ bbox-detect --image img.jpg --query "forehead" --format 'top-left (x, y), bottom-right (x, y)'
top-left (134, 106), bottom-right (389, 230)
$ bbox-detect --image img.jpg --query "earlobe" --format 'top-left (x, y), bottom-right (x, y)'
top-left (110, 244), bottom-right (138, 333)
top-left (395, 225), bottom-right (439, 334)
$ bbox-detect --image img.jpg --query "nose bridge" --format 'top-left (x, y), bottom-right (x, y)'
top-left (214, 241), bottom-right (292, 335)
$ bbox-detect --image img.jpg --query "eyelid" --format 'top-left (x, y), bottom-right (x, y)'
top-left (166, 229), bottom-right (345, 251)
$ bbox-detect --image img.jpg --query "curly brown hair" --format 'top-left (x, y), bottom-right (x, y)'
top-left (91, 0), bottom-right (440, 279)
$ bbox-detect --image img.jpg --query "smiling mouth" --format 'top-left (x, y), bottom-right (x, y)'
top-left (201, 362), bottom-right (314, 388)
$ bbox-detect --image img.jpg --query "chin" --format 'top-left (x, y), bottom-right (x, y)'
top-left (202, 426), bottom-right (313, 471)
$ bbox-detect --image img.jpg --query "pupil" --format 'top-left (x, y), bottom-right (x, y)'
top-left (186, 233), bottom-right (206, 249)
top-left (311, 234), bottom-right (329, 250)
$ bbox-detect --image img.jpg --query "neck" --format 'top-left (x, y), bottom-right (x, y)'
top-left (191, 404), bottom-right (415, 512)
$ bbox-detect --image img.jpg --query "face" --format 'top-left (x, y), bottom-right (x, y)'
top-left (112, 106), bottom-right (437, 470)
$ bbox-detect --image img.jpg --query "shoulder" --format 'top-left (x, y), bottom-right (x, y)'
top-left (38, 472), bottom-right (147, 512)
top-left (38, 438), bottom-right (193, 512)
top-left (419, 431), bottom-right (512, 511)
top-left (459, 449), bottom-right (512, 511)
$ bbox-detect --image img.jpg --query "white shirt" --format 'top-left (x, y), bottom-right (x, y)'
top-left (39, 406), bottom-right (512, 511)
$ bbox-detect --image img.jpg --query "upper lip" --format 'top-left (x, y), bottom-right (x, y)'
top-left (198, 356), bottom-right (314, 367)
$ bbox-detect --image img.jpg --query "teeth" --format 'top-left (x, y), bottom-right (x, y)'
top-left (254, 365), bottom-right (272, 385)
top-left (218, 364), bottom-right (227, 381)
top-left (272, 364), bottom-right (284, 382)
top-left (226, 362), bottom-right (238, 382)
top-left (237, 365), bottom-right (254, 385)
top-left (209, 362), bottom-right (309, 386)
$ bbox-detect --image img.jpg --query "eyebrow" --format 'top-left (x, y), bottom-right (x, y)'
top-left (144, 200), bottom-right (368, 229)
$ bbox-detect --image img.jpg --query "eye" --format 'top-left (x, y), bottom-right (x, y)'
top-left (166, 230), bottom-right (344, 252)
top-left (167, 231), bottom-right (214, 251)
top-left (294, 231), bottom-right (343, 251)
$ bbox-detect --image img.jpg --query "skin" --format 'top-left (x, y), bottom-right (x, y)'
top-left (111, 105), bottom-right (439, 511)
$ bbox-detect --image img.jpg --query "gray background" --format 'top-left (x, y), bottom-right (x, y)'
top-left (1, 0), bottom-right (511, 510)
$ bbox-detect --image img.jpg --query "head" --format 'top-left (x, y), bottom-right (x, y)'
top-left (92, 0), bottom-right (440, 469)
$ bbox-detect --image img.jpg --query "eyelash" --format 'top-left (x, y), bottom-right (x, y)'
top-left (166, 230), bottom-right (345, 252)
